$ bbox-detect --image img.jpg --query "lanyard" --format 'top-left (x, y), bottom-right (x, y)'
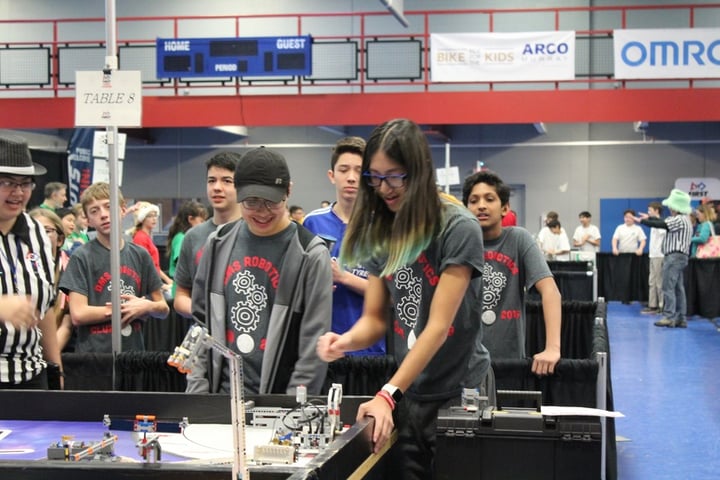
top-left (0, 236), bottom-right (24, 295)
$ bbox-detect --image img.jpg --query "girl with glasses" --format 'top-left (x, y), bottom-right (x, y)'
top-left (316, 118), bottom-right (488, 479)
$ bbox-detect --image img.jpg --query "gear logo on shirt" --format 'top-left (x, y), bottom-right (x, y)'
top-left (107, 279), bottom-right (135, 298)
top-left (481, 263), bottom-right (507, 325)
top-left (230, 270), bottom-right (267, 353)
top-left (394, 266), bottom-right (421, 348)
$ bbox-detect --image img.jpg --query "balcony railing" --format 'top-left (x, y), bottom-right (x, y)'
top-left (1, 3), bottom-right (718, 99)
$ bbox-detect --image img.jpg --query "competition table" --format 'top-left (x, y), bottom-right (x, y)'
top-left (0, 390), bottom-right (388, 480)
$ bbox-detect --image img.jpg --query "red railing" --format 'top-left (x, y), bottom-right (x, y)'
top-left (0, 4), bottom-right (718, 99)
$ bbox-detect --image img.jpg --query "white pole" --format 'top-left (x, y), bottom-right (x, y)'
top-left (104, 0), bottom-right (123, 369)
top-left (444, 142), bottom-right (450, 194)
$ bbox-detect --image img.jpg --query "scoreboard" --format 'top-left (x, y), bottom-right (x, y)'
top-left (156, 36), bottom-right (312, 78)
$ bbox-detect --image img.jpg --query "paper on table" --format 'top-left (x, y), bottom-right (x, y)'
top-left (541, 406), bottom-right (625, 418)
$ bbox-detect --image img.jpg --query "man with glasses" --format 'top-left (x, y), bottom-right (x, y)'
top-left (186, 147), bottom-right (332, 395)
top-left (0, 134), bottom-right (62, 389)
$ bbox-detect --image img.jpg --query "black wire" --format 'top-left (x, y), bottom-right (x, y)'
top-left (280, 402), bottom-right (326, 432)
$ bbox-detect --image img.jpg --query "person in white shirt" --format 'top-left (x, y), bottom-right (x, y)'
top-left (572, 211), bottom-right (601, 252)
top-left (642, 202), bottom-right (666, 314)
top-left (539, 219), bottom-right (571, 261)
top-left (537, 211), bottom-right (567, 246)
top-left (612, 209), bottom-right (646, 255)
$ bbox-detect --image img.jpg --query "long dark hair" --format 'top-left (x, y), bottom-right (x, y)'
top-left (341, 118), bottom-right (441, 276)
top-left (166, 200), bottom-right (208, 257)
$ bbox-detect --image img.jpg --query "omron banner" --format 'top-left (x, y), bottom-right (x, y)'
top-left (430, 31), bottom-right (575, 82)
top-left (614, 28), bottom-right (720, 79)
top-left (156, 36), bottom-right (312, 78)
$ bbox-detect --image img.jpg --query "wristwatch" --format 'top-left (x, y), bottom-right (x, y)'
top-left (382, 383), bottom-right (403, 403)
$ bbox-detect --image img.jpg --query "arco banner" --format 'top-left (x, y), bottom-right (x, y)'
top-left (430, 31), bottom-right (575, 82)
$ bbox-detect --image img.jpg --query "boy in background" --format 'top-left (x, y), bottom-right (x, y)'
top-left (641, 202), bottom-right (666, 315)
top-left (462, 170), bottom-right (561, 374)
top-left (540, 219), bottom-right (571, 261)
top-left (572, 211), bottom-right (601, 252)
top-left (612, 209), bottom-right (646, 255)
top-left (303, 137), bottom-right (385, 355)
top-left (174, 152), bottom-right (243, 318)
top-left (59, 182), bottom-right (169, 352)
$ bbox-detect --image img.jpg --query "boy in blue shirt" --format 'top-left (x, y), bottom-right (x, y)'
top-left (304, 137), bottom-right (385, 355)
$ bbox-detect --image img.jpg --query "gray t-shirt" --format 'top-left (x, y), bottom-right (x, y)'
top-left (59, 239), bottom-right (163, 353)
top-left (481, 227), bottom-right (553, 359)
top-left (365, 202), bottom-right (488, 402)
top-left (218, 221), bottom-right (295, 394)
top-left (174, 219), bottom-right (220, 290)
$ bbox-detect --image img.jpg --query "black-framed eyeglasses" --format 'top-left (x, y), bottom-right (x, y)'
top-left (0, 179), bottom-right (36, 192)
top-left (241, 197), bottom-right (286, 211)
top-left (362, 172), bottom-right (407, 188)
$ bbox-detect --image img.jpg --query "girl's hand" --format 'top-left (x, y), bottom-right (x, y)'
top-left (357, 395), bottom-right (395, 453)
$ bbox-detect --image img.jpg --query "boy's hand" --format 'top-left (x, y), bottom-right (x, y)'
top-left (330, 259), bottom-right (347, 285)
top-left (316, 332), bottom-right (348, 362)
top-left (532, 348), bottom-right (560, 376)
top-left (119, 294), bottom-right (149, 324)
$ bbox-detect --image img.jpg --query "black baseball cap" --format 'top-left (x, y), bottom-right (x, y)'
top-left (235, 147), bottom-right (290, 203)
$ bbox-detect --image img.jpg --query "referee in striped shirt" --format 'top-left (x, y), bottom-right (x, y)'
top-left (636, 189), bottom-right (693, 329)
top-left (0, 134), bottom-right (62, 389)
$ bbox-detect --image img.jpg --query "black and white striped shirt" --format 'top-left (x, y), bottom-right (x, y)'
top-left (642, 214), bottom-right (693, 255)
top-left (0, 212), bottom-right (55, 384)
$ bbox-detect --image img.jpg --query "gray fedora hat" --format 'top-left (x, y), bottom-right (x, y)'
top-left (0, 134), bottom-right (47, 176)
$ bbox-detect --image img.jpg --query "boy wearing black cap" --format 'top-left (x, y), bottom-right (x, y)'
top-left (186, 147), bottom-right (332, 395)
top-left (0, 134), bottom-right (62, 389)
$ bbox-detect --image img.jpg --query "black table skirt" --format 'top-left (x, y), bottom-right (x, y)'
top-left (596, 253), bottom-right (720, 318)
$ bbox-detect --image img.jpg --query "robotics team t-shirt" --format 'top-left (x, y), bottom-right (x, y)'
top-left (59, 239), bottom-right (163, 353)
top-left (219, 221), bottom-right (295, 394)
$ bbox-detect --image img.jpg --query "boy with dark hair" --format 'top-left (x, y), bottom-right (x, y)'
top-left (536, 210), bottom-right (568, 252)
top-left (186, 147), bottom-right (332, 394)
top-left (59, 182), bottom-right (169, 352)
top-left (612, 209), bottom-right (646, 255)
top-left (541, 219), bottom-right (571, 261)
top-left (288, 205), bottom-right (305, 224)
top-left (572, 211), bottom-right (601, 252)
top-left (303, 136), bottom-right (385, 355)
top-left (174, 152), bottom-right (243, 318)
top-left (462, 170), bottom-right (561, 372)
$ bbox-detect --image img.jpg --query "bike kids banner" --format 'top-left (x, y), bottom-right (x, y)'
top-left (430, 31), bottom-right (576, 82)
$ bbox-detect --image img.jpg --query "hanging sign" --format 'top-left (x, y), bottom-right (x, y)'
top-left (75, 70), bottom-right (142, 127)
